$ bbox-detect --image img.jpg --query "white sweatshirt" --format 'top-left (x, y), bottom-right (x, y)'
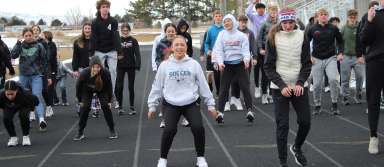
top-left (148, 56), bottom-right (215, 112)
top-left (212, 14), bottom-right (251, 65)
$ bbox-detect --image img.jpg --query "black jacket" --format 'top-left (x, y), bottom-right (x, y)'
top-left (176, 19), bottom-right (193, 57)
top-left (356, 13), bottom-right (368, 57)
top-left (91, 14), bottom-right (121, 53)
top-left (0, 39), bottom-right (15, 76)
top-left (76, 68), bottom-right (113, 103)
top-left (306, 23), bottom-right (344, 59)
top-left (47, 41), bottom-right (58, 78)
top-left (239, 27), bottom-right (257, 59)
top-left (0, 85), bottom-right (39, 110)
top-left (118, 36), bottom-right (141, 69)
top-left (72, 39), bottom-right (93, 71)
top-left (360, 9), bottom-right (384, 62)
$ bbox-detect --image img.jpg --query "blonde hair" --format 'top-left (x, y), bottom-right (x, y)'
top-left (268, 4), bottom-right (279, 12)
top-left (316, 8), bottom-right (329, 16)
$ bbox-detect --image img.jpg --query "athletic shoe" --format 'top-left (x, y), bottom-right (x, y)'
top-left (129, 106), bottom-right (137, 115)
top-left (342, 97), bottom-right (350, 106)
top-left (7, 137), bottom-right (18, 147)
top-left (261, 94), bottom-right (269, 104)
top-left (30, 111), bottom-right (36, 121)
top-left (216, 112), bottom-right (224, 124)
top-left (246, 110), bottom-right (255, 123)
top-left (312, 106), bottom-right (321, 116)
top-left (109, 131), bottom-right (118, 139)
top-left (92, 111), bottom-right (99, 118)
top-left (254, 87), bottom-right (261, 98)
top-left (224, 102), bottom-right (230, 112)
top-left (181, 118), bottom-right (190, 127)
top-left (196, 157), bottom-right (208, 167)
top-left (368, 137), bottom-right (379, 154)
top-left (157, 158), bottom-right (167, 167)
top-left (39, 120), bottom-right (47, 132)
top-left (233, 98), bottom-right (243, 110)
top-left (46, 106), bottom-right (54, 118)
top-left (290, 145), bottom-right (307, 166)
top-left (62, 102), bottom-right (70, 106)
top-left (22, 136), bottom-right (31, 146)
top-left (324, 86), bottom-right (330, 93)
top-left (114, 101), bottom-right (120, 109)
top-left (160, 120), bottom-right (166, 128)
top-left (118, 109), bottom-right (125, 116)
top-left (267, 95), bottom-right (273, 103)
top-left (331, 103), bottom-right (341, 115)
top-left (73, 133), bottom-right (85, 141)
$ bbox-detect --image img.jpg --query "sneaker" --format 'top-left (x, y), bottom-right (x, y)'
top-left (233, 98), bottom-right (243, 110)
top-left (216, 112), bottom-right (224, 124)
top-left (129, 107), bottom-right (137, 115)
top-left (46, 106), bottom-right (54, 118)
top-left (267, 95), bottom-right (273, 103)
top-left (254, 87), bottom-right (261, 98)
top-left (30, 111), bottom-right (36, 121)
top-left (53, 101), bottom-right (60, 106)
top-left (73, 133), bottom-right (85, 141)
top-left (324, 86), bottom-right (330, 93)
top-left (230, 96), bottom-right (236, 106)
top-left (118, 109), bottom-right (125, 116)
top-left (22, 136), bottom-right (31, 146)
top-left (224, 102), bottom-right (230, 112)
top-left (158, 112), bottom-right (163, 117)
top-left (246, 110), bottom-right (255, 123)
top-left (261, 94), bottom-right (269, 104)
top-left (368, 137), bottom-right (379, 154)
top-left (181, 118), bottom-right (190, 127)
top-left (62, 102), bottom-right (70, 106)
top-left (331, 103), bottom-right (341, 115)
top-left (342, 97), bottom-right (350, 106)
top-left (7, 137), bottom-right (18, 147)
top-left (160, 120), bottom-right (166, 128)
top-left (312, 106), bottom-right (321, 116)
top-left (39, 120), bottom-right (47, 132)
top-left (290, 145), bottom-right (307, 166)
top-left (92, 111), bottom-right (99, 118)
top-left (109, 131), bottom-right (118, 139)
top-left (157, 158), bottom-right (167, 167)
top-left (196, 157), bottom-right (208, 167)
top-left (309, 84), bottom-right (314, 92)
top-left (380, 100), bottom-right (384, 110)
top-left (114, 101), bottom-right (120, 109)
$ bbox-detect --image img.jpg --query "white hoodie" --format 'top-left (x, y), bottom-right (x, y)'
top-left (212, 14), bottom-right (251, 65)
top-left (151, 18), bottom-right (173, 71)
top-left (148, 56), bottom-right (215, 112)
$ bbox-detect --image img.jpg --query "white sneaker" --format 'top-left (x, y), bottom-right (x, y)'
top-left (230, 96), bottom-right (236, 106)
top-left (368, 137), bottom-right (379, 154)
top-left (46, 106), bottom-right (54, 118)
top-left (7, 137), bottom-right (18, 147)
top-left (234, 98), bottom-right (243, 110)
top-left (22, 136), bottom-right (31, 146)
top-left (261, 94), bottom-right (269, 104)
top-left (181, 118), bottom-right (189, 127)
top-left (267, 95), bottom-right (273, 103)
top-left (30, 111), bottom-right (36, 121)
top-left (196, 157), bottom-right (208, 167)
top-left (309, 84), bottom-right (314, 92)
top-left (324, 86), bottom-right (330, 93)
top-left (157, 158), bottom-right (167, 167)
top-left (254, 87), bottom-right (261, 98)
top-left (159, 120), bottom-right (166, 128)
top-left (224, 102), bottom-right (231, 112)
top-left (159, 112), bottom-right (163, 117)
top-left (114, 101), bottom-right (120, 109)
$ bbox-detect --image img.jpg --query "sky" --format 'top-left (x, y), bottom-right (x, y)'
top-left (1, 0), bottom-right (133, 17)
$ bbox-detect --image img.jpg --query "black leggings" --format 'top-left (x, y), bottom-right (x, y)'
top-left (42, 76), bottom-right (56, 106)
top-left (254, 55), bottom-right (269, 94)
top-left (3, 108), bottom-right (30, 137)
top-left (272, 88), bottom-right (311, 163)
top-left (78, 93), bottom-right (115, 134)
top-left (161, 100), bottom-right (205, 158)
top-left (115, 68), bottom-right (136, 108)
top-left (218, 63), bottom-right (252, 112)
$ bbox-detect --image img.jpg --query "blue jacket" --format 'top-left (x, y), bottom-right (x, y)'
top-left (204, 24), bottom-right (224, 55)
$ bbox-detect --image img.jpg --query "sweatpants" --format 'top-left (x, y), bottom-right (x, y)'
top-left (272, 88), bottom-right (311, 163)
top-left (78, 93), bottom-right (115, 135)
top-left (161, 100), bottom-right (205, 158)
top-left (3, 108), bottom-right (30, 137)
top-left (231, 62), bottom-right (252, 99)
top-left (340, 55), bottom-right (365, 98)
top-left (312, 56), bottom-right (339, 106)
top-left (115, 67), bottom-right (136, 108)
top-left (95, 51), bottom-right (118, 96)
top-left (218, 63), bottom-right (252, 112)
top-left (42, 76), bottom-right (55, 106)
top-left (254, 55), bottom-right (269, 94)
top-left (366, 60), bottom-right (384, 137)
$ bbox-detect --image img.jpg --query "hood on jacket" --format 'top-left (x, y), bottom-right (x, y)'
top-left (169, 54), bottom-right (191, 63)
top-left (223, 14), bottom-right (239, 31)
top-left (160, 18), bottom-right (173, 37)
top-left (176, 18), bottom-right (190, 34)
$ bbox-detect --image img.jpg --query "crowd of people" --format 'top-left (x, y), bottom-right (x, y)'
top-left (0, 0), bottom-right (384, 167)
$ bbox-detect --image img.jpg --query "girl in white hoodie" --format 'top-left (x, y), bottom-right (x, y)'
top-left (148, 36), bottom-right (219, 167)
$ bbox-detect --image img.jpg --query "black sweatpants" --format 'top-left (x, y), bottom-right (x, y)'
top-left (254, 55), bottom-right (269, 94)
top-left (272, 88), bottom-right (311, 163)
top-left (42, 76), bottom-right (56, 106)
top-left (366, 60), bottom-right (384, 137)
top-left (3, 108), bottom-right (30, 137)
top-left (231, 62), bottom-right (252, 99)
top-left (213, 69), bottom-right (221, 96)
top-left (218, 63), bottom-right (252, 112)
top-left (160, 100), bottom-right (205, 158)
top-left (115, 67), bottom-right (136, 108)
top-left (78, 93), bottom-right (115, 134)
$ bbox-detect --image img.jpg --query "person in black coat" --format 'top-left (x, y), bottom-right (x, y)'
top-left (176, 18), bottom-right (193, 57)
top-left (0, 80), bottom-right (39, 146)
top-left (0, 35), bottom-right (15, 89)
top-left (72, 22), bottom-right (94, 76)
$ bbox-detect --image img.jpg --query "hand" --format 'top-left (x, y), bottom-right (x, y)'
top-left (259, 49), bottom-right (266, 56)
top-left (368, 7), bottom-right (376, 22)
top-left (148, 111), bottom-right (156, 119)
top-left (252, 59), bottom-right (257, 66)
top-left (337, 54), bottom-right (343, 61)
top-left (293, 85), bottom-right (304, 97)
top-left (244, 61), bottom-right (250, 69)
top-left (200, 56), bottom-right (206, 62)
top-left (208, 109), bottom-right (219, 118)
top-left (117, 56), bottom-right (124, 60)
top-left (47, 79), bottom-right (52, 86)
top-left (218, 64), bottom-right (225, 72)
top-left (281, 87), bottom-right (292, 97)
top-left (357, 57), bottom-right (365, 64)
top-left (73, 71), bottom-right (80, 78)
top-left (311, 56), bottom-right (315, 64)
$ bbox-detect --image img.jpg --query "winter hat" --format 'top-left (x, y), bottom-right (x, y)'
top-left (89, 56), bottom-right (103, 67)
top-left (279, 8), bottom-right (296, 22)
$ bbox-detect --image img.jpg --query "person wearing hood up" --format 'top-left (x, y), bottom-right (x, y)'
top-left (74, 56), bottom-right (117, 141)
top-left (176, 18), bottom-right (193, 57)
top-left (212, 14), bottom-right (254, 124)
top-left (0, 80), bottom-right (39, 146)
top-left (264, 8), bottom-right (311, 167)
top-left (152, 18), bottom-right (172, 72)
top-left (148, 35), bottom-right (218, 167)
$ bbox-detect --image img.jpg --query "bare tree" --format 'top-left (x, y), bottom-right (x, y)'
top-left (65, 7), bottom-right (83, 26)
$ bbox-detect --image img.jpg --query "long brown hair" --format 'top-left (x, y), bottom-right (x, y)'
top-left (267, 24), bottom-right (282, 48)
top-left (95, 74), bottom-right (103, 91)
top-left (76, 22), bottom-right (92, 48)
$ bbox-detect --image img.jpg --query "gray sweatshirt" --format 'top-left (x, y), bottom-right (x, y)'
top-left (148, 56), bottom-right (215, 112)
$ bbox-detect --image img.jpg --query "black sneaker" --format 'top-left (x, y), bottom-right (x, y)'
top-left (342, 97), bottom-right (350, 105)
top-left (73, 133), bottom-right (85, 141)
top-left (246, 109), bottom-right (255, 123)
top-left (129, 107), bottom-right (137, 115)
top-left (39, 121), bottom-right (47, 132)
top-left (312, 106), bottom-right (321, 116)
top-left (92, 111), bottom-right (99, 118)
top-left (331, 103), bottom-right (341, 115)
top-left (118, 109), bottom-right (125, 116)
top-left (216, 112), bottom-right (224, 125)
top-left (109, 131), bottom-right (118, 139)
top-left (290, 145), bottom-right (307, 166)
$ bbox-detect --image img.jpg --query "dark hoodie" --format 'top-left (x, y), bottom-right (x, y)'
top-left (0, 84), bottom-right (39, 110)
top-left (176, 19), bottom-right (193, 57)
top-left (118, 36), bottom-right (141, 69)
top-left (72, 38), bottom-right (94, 71)
top-left (91, 13), bottom-right (121, 53)
top-left (76, 56), bottom-right (113, 103)
top-left (0, 37), bottom-right (15, 76)
top-left (238, 27), bottom-right (257, 59)
top-left (360, 8), bottom-right (384, 62)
